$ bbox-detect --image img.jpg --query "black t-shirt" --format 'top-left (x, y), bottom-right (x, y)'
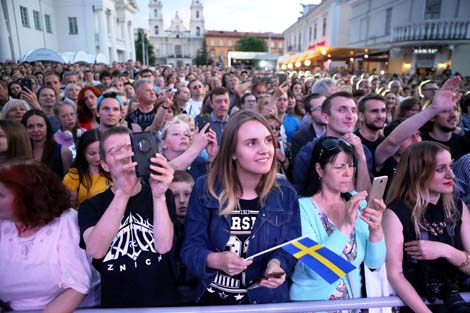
top-left (388, 198), bottom-right (464, 296)
top-left (128, 107), bottom-right (157, 131)
top-left (200, 198), bottom-right (260, 305)
top-left (78, 183), bottom-right (178, 308)
top-left (421, 131), bottom-right (470, 161)
top-left (355, 130), bottom-right (384, 156)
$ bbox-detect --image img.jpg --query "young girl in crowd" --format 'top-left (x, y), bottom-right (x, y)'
top-left (53, 101), bottom-right (84, 156)
top-left (0, 160), bottom-right (99, 312)
top-left (384, 141), bottom-right (470, 313)
top-left (0, 119), bottom-right (32, 162)
top-left (63, 129), bottom-right (111, 208)
top-left (290, 136), bottom-right (386, 302)
top-left (21, 109), bottom-right (72, 178)
top-left (181, 110), bottom-right (300, 305)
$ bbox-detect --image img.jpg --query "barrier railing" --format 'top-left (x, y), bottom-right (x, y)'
top-left (37, 292), bottom-right (467, 313)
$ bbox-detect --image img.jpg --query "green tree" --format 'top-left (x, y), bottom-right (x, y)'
top-left (194, 40), bottom-right (208, 65)
top-left (235, 36), bottom-right (267, 52)
top-left (135, 28), bottom-right (156, 65)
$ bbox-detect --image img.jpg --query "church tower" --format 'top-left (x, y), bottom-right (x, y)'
top-left (148, 0), bottom-right (164, 37)
top-left (189, 0), bottom-right (204, 37)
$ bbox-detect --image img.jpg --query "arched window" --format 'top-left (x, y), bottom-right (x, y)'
top-left (196, 26), bottom-right (200, 36)
top-left (154, 25), bottom-right (159, 35)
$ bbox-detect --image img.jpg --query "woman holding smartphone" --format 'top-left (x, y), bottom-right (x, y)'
top-left (290, 136), bottom-right (386, 302)
top-left (181, 110), bottom-right (300, 305)
top-left (384, 141), bottom-right (470, 313)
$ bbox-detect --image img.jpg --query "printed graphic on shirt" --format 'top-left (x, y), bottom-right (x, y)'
top-left (103, 212), bottom-right (161, 265)
top-left (208, 207), bottom-right (258, 302)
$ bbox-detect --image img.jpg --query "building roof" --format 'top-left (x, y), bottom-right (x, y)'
top-left (205, 30), bottom-right (284, 39)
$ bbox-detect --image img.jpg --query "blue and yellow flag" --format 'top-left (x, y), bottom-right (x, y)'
top-left (282, 236), bottom-right (356, 284)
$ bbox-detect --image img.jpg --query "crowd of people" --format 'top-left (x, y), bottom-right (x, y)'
top-left (1, 59), bottom-right (470, 312)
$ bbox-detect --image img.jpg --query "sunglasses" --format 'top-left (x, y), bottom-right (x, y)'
top-left (318, 137), bottom-right (353, 160)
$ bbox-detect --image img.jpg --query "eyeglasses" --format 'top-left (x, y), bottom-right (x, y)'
top-left (270, 125), bottom-right (281, 132)
top-left (318, 137), bottom-right (353, 160)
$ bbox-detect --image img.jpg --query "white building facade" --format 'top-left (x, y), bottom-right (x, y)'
top-left (283, 0), bottom-right (352, 53)
top-left (0, 0), bottom-right (138, 63)
top-left (349, 0), bottom-right (470, 75)
top-left (148, 0), bottom-right (205, 67)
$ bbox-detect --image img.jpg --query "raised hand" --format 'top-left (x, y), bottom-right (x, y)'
top-left (149, 153), bottom-right (174, 198)
top-left (338, 191), bottom-right (367, 236)
top-left (107, 142), bottom-right (138, 195)
top-left (431, 76), bottom-right (462, 113)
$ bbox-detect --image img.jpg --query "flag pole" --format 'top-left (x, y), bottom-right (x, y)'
top-left (245, 235), bottom-right (308, 261)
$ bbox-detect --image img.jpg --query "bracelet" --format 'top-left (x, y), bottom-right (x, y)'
top-left (459, 251), bottom-right (470, 267)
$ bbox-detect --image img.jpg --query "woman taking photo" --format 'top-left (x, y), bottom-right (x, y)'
top-left (53, 101), bottom-right (84, 156)
top-left (63, 129), bottom-right (111, 208)
top-left (21, 109), bottom-right (72, 178)
top-left (0, 160), bottom-right (98, 312)
top-left (384, 141), bottom-right (470, 313)
top-left (290, 136), bottom-right (386, 302)
top-left (181, 110), bottom-right (300, 305)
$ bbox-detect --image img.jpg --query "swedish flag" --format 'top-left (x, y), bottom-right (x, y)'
top-left (282, 236), bottom-right (356, 284)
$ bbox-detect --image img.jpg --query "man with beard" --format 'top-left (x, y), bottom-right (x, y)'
top-left (420, 102), bottom-right (470, 161)
top-left (291, 93), bottom-right (326, 162)
top-left (355, 95), bottom-right (386, 157)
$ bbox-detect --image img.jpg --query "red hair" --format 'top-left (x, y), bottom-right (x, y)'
top-left (0, 160), bottom-right (70, 229)
top-left (77, 85), bottom-right (102, 124)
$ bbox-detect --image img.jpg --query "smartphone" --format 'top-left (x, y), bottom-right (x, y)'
top-left (366, 176), bottom-right (388, 207)
top-left (130, 132), bottom-right (158, 177)
top-left (197, 114), bottom-right (211, 132)
top-left (263, 271), bottom-right (285, 279)
top-left (277, 73), bottom-right (287, 85)
top-left (21, 78), bottom-right (32, 91)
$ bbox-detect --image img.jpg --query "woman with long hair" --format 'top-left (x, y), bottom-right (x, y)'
top-left (0, 160), bottom-right (99, 312)
top-left (53, 101), bottom-right (84, 155)
top-left (77, 86), bottom-right (101, 130)
top-left (181, 110), bottom-right (300, 305)
top-left (21, 109), bottom-right (72, 178)
top-left (0, 120), bottom-right (32, 162)
top-left (384, 141), bottom-right (470, 313)
top-left (290, 136), bottom-right (386, 302)
top-left (63, 129), bottom-right (111, 208)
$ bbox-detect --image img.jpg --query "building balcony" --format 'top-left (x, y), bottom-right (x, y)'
top-left (392, 19), bottom-right (470, 44)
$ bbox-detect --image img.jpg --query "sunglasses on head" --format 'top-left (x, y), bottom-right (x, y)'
top-left (318, 137), bottom-right (353, 160)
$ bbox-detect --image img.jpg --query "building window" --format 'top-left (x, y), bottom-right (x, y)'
top-left (196, 26), bottom-right (200, 36)
top-left (68, 17), bottom-right (78, 34)
top-left (322, 17), bottom-right (327, 36)
top-left (219, 40), bottom-right (224, 46)
top-left (20, 6), bottom-right (30, 27)
top-left (154, 9), bottom-right (158, 18)
top-left (33, 10), bottom-right (42, 30)
top-left (424, 0), bottom-right (441, 19)
top-left (270, 42), bottom-right (275, 48)
top-left (228, 40), bottom-right (232, 47)
top-left (210, 39), bottom-right (215, 46)
top-left (309, 26), bottom-right (312, 41)
top-left (278, 42), bottom-right (283, 49)
top-left (45, 14), bottom-right (52, 33)
top-left (154, 25), bottom-right (159, 35)
top-left (196, 11), bottom-right (199, 18)
top-left (210, 49), bottom-right (215, 58)
top-left (298, 33), bottom-right (301, 51)
top-left (385, 8), bottom-right (392, 35)
top-left (314, 23), bottom-right (317, 40)
top-left (175, 45), bottom-right (182, 57)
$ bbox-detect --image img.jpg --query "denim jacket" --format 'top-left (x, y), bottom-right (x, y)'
top-left (181, 175), bottom-right (301, 304)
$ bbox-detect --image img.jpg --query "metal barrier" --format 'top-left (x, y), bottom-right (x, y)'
top-left (65, 292), bottom-right (470, 313)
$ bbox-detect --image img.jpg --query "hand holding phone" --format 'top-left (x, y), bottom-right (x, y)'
top-left (196, 114), bottom-right (211, 133)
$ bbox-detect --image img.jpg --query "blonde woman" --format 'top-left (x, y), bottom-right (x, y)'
top-left (384, 141), bottom-right (470, 313)
top-left (181, 110), bottom-right (300, 305)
